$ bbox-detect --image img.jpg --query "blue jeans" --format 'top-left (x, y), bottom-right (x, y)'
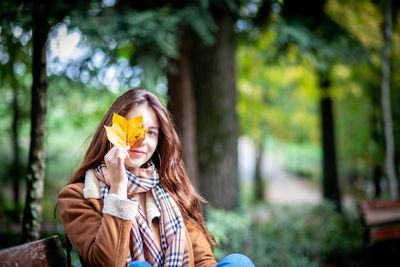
top-left (128, 253), bottom-right (254, 267)
top-left (128, 261), bottom-right (152, 267)
top-left (216, 254), bottom-right (254, 267)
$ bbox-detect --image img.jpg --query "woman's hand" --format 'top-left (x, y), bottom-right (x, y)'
top-left (104, 145), bottom-right (130, 198)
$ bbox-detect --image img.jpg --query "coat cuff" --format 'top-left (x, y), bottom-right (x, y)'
top-left (103, 194), bottom-right (138, 221)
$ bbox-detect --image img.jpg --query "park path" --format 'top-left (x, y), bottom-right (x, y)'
top-left (239, 137), bottom-right (321, 205)
top-left (263, 150), bottom-right (354, 207)
top-left (263, 154), bottom-right (321, 205)
top-left (238, 137), bottom-right (354, 207)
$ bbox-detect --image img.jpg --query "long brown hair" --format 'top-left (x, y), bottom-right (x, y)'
top-left (67, 88), bottom-right (217, 247)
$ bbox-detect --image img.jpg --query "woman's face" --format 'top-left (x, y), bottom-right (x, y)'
top-left (124, 104), bottom-right (160, 169)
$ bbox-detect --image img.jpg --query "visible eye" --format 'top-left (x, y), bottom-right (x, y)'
top-left (147, 130), bottom-right (158, 137)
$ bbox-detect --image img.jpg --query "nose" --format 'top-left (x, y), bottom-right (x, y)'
top-left (134, 136), bottom-right (146, 147)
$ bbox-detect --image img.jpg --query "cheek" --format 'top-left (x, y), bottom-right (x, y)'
top-left (148, 139), bottom-right (158, 156)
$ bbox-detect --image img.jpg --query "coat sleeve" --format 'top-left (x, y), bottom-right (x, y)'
top-left (186, 224), bottom-right (218, 267)
top-left (57, 183), bottom-right (137, 267)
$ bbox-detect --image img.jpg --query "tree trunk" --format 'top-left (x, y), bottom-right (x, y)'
top-left (370, 91), bottom-right (384, 198)
top-left (320, 72), bottom-right (341, 211)
top-left (373, 165), bottom-right (382, 197)
top-left (167, 31), bottom-right (199, 189)
top-left (381, 0), bottom-right (398, 199)
top-left (12, 77), bottom-right (21, 222)
top-left (190, 9), bottom-right (238, 209)
top-left (4, 37), bottom-right (23, 222)
top-left (254, 140), bottom-right (264, 202)
top-left (21, 0), bottom-right (49, 242)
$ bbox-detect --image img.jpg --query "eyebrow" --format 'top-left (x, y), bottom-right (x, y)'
top-left (147, 126), bottom-right (159, 130)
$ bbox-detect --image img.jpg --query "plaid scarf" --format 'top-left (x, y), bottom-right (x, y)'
top-left (94, 163), bottom-right (189, 267)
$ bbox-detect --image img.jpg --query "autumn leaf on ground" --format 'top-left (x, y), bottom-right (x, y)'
top-left (104, 113), bottom-right (148, 147)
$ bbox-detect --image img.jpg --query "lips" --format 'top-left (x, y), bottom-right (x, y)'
top-left (129, 149), bottom-right (146, 156)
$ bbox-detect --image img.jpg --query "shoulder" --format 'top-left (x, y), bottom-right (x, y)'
top-left (58, 182), bottom-right (85, 199)
top-left (57, 183), bottom-right (88, 211)
top-left (57, 181), bottom-right (103, 217)
top-left (58, 169), bottom-right (102, 200)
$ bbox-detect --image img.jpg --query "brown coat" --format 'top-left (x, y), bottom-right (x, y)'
top-left (57, 182), bottom-right (217, 267)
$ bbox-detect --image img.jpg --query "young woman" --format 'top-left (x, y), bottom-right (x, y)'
top-left (57, 88), bottom-right (254, 267)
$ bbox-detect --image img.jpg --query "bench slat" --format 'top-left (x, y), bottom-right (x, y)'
top-left (361, 200), bottom-right (400, 227)
top-left (0, 235), bottom-right (67, 267)
top-left (370, 226), bottom-right (400, 242)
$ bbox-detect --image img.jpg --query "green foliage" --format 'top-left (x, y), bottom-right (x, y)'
top-left (76, 8), bottom-right (179, 58)
top-left (237, 29), bottom-right (320, 145)
top-left (276, 0), bottom-right (368, 72)
top-left (61, 1), bottom-right (221, 95)
top-left (0, 0), bottom-right (91, 30)
top-left (0, 72), bottom-right (119, 226)
top-left (281, 141), bottom-right (321, 181)
top-left (332, 64), bottom-right (376, 183)
top-left (45, 78), bottom-right (117, 185)
top-left (237, 0), bottom-right (400, 191)
top-left (73, 4), bottom-right (216, 57)
top-left (326, 0), bottom-right (400, 187)
top-left (207, 203), bottom-right (363, 267)
top-left (69, 4), bottom-right (216, 68)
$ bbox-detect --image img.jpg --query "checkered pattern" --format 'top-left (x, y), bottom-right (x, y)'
top-left (94, 163), bottom-right (189, 266)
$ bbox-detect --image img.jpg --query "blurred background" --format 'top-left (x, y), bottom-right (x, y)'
top-left (1, 0), bottom-right (400, 266)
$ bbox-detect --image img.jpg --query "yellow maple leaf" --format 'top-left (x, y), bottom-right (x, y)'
top-left (104, 113), bottom-right (149, 147)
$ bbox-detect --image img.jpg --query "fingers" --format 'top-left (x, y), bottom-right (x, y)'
top-left (105, 145), bottom-right (129, 166)
top-left (120, 146), bottom-right (129, 159)
top-left (104, 145), bottom-right (129, 188)
top-left (110, 145), bottom-right (129, 157)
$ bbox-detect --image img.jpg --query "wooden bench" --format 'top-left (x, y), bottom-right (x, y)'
top-left (0, 235), bottom-right (67, 267)
top-left (360, 200), bottom-right (400, 245)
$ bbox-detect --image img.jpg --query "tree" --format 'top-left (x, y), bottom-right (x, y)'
top-left (319, 70), bottom-right (340, 207)
top-left (237, 26), bottom-right (322, 201)
top-left (0, 25), bottom-right (30, 221)
top-left (190, 4), bottom-right (239, 209)
top-left (20, 0), bottom-right (53, 242)
top-left (167, 31), bottom-right (199, 188)
top-left (324, 0), bottom-right (400, 198)
top-left (236, 0), bottom-right (278, 202)
top-left (166, 5), bottom-right (217, 190)
top-left (380, 0), bottom-right (398, 199)
top-left (275, 0), bottom-right (367, 210)
top-left (0, 0), bottom-right (89, 242)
